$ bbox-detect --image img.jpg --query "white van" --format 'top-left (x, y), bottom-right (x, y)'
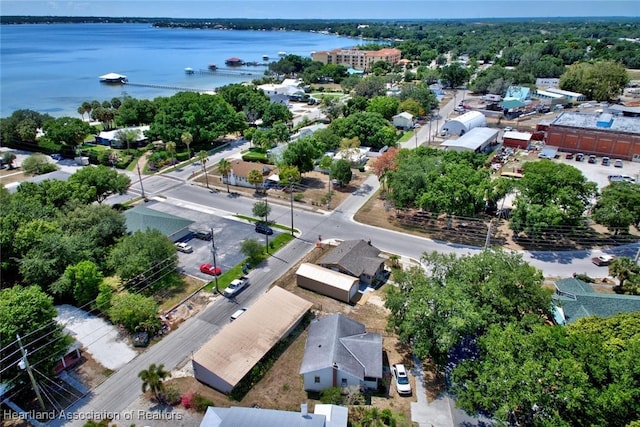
top-left (230, 308), bottom-right (247, 321)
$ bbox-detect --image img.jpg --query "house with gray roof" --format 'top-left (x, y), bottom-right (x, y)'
top-left (318, 239), bottom-right (386, 287)
top-left (200, 404), bottom-right (347, 427)
top-left (299, 314), bottom-right (382, 392)
top-left (553, 278), bottom-right (640, 324)
top-left (123, 205), bottom-right (194, 242)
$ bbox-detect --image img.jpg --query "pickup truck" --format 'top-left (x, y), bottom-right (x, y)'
top-left (222, 276), bottom-right (249, 298)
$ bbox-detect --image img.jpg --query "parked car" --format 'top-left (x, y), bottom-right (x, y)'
top-left (392, 364), bottom-right (412, 396)
top-left (255, 222), bottom-right (274, 235)
top-left (50, 153), bottom-right (64, 161)
top-left (565, 153), bottom-right (574, 160)
top-left (608, 175), bottom-right (625, 183)
top-left (200, 263), bottom-right (222, 276)
top-left (230, 307), bottom-right (248, 321)
top-left (614, 159), bottom-right (623, 168)
top-left (588, 155), bottom-right (597, 164)
top-left (575, 153), bottom-right (585, 162)
top-left (175, 242), bottom-right (193, 253)
top-left (503, 126), bottom-right (513, 132)
top-left (223, 276), bottom-right (249, 298)
top-left (193, 229), bottom-right (212, 240)
top-left (591, 255), bottom-right (615, 266)
top-left (132, 331), bottom-right (150, 348)
top-left (601, 157), bottom-right (610, 166)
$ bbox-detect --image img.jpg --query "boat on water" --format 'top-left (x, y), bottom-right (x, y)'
top-left (208, 63), bottom-right (218, 71)
top-left (225, 57), bottom-right (244, 66)
top-left (262, 54), bottom-right (269, 61)
top-left (99, 72), bottom-right (127, 84)
top-left (278, 51), bottom-right (287, 57)
top-left (184, 67), bottom-right (195, 74)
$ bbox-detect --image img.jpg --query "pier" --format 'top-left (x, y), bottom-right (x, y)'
top-left (123, 82), bottom-right (215, 92)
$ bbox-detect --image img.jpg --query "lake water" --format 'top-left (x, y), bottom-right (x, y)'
top-left (0, 23), bottom-right (353, 117)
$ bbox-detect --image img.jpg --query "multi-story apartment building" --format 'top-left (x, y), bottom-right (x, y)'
top-left (312, 47), bottom-right (401, 71)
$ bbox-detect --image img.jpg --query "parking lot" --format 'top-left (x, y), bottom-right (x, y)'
top-left (552, 152), bottom-right (639, 190)
top-left (143, 200), bottom-right (280, 281)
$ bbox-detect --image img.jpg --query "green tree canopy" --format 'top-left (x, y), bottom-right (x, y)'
top-left (330, 159), bottom-right (353, 187)
top-left (282, 137), bottom-right (321, 174)
top-left (0, 286), bottom-right (70, 385)
top-left (42, 116), bottom-right (94, 147)
top-left (261, 102), bottom-right (293, 127)
top-left (21, 153), bottom-right (58, 175)
top-left (51, 260), bottom-right (103, 306)
top-left (510, 161), bottom-right (597, 236)
top-left (109, 292), bottom-right (161, 333)
top-left (366, 96), bottom-right (400, 121)
top-left (592, 181), bottom-right (640, 234)
top-left (385, 249), bottom-right (551, 365)
top-left (68, 165), bottom-right (131, 204)
top-left (560, 60), bottom-right (629, 101)
top-left (108, 229), bottom-right (178, 284)
top-left (330, 111), bottom-right (397, 149)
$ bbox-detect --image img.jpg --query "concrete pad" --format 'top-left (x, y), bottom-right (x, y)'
top-left (56, 305), bottom-right (137, 370)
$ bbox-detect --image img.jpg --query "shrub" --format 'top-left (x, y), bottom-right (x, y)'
top-left (180, 391), bottom-right (194, 409)
top-left (320, 387), bottom-right (343, 405)
top-left (37, 138), bottom-right (63, 154)
top-left (165, 386), bottom-right (181, 406)
top-left (192, 393), bottom-right (214, 412)
top-left (176, 151), bottom-right (189, 161)
top-left (115, 155), bottom-right (132, 169)
top-left (293, 192), bottom-right (304, 202)
top-left (21, 153), bottom-right (58, 175)
top-left (241, 152), bottom-right (269, 164)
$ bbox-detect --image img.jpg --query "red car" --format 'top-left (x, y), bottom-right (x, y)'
top-left (200, 263), bottom-right (222, 276)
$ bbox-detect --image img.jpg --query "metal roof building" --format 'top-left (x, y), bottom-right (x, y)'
top-left (296, 263), bottom-right (359, 303)
top-left (123, 205), bottom-right (194, 242)
top-left (440, 127), bottom-right (499, 153)
top-left (441, 110), bottom-right (487, 136)
top-left (200, 404), bottom-right (348, 427)
top-left (192, 286), bottom-right (312, 394)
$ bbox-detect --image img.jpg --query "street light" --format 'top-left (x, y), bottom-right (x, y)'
top-left (136, 162), bottom-right (146, 200)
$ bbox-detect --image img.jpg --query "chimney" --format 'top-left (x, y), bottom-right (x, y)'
top-left (301, 403), bottom-right (308, 417)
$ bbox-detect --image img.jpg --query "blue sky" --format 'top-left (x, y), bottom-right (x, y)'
top-left (1, 1), bottom-right (638, 19)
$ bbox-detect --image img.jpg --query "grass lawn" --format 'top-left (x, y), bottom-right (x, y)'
top-left (398, 130), bottom-right (415, 142)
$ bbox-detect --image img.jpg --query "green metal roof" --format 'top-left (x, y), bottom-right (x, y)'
top-left (123, 205), bottom-right (194, 238)
top-left (553, 278), bottom-right (640, 324)
top-left (501, 98), bottom-right (525, 110)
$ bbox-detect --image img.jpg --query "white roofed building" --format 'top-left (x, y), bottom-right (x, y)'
top-left (440, 127), bottom-right (498, 153)
top-left (441, 111), bottom-right (487, 136)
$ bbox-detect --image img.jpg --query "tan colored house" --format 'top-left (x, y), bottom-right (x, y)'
top-left (223, 159), bottom-right (271, 189)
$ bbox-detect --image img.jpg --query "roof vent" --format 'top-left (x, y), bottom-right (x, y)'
top-left (301, 403), bottom-right (308, 417)
top-left (596, 113), bottom-right (613, 128)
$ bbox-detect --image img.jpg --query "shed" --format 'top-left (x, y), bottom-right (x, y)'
top-left (296, 263), bottom-right (359, 303)
top-left (192, 287), bottom-right (312, 394)
top-left (503, 131), bottom-right (533, 149)
top-left (441, 111), bottom-right (486, 136)
top-left (392, 112), bottom-right (414, 130)
top-left (123, 205), bottom-right (194, 242)
top-left (440, 127), bottom-right (498, 153)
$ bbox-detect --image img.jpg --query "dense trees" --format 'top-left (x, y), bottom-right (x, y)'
top-left (42, 116), bottom-right (94, 148)
top-left (330, 112), bottom-right (397, 150)
top-left (109, 292), bottom-right (161, 333)
top-left (452, 313), bottom-right (640, 426)
top-left (282, 137), bottom-right (321, 174)
top-left (107, 229), bottom-right (178, 285)
top-left (67, 165), bottom-right (131, 204)
top-left (146, 92), bottom-right (246, 146)
top-left (510, 161), bottom-right (597, 236)
top-left (385, 249), bottom-right (551, 365)
top-left (0, 286), bottom-right (71, 385)
top-left (592, 181), bottom-right (640, 234)
top-left (330, 159), bottom-right (353, 187)
top-left (560, 60), bottom-right (629, 101)
top-left (386, 147), bottom-right (491, 215)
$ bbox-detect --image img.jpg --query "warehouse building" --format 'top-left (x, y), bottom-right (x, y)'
top-left (546, 112), bottom-right (640, 161)
top-left (502, 131), bottom-right (533, 150)
top-left (441, 111), bottom-right (487, 136)
top-left (440, 127), bottom-right (499, 153)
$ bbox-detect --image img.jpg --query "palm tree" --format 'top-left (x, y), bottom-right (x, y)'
top-left (609, 257), bottom-right (640, 290)
top-left (181, 132), bottom-right (193, 160)
top-left (166, 141), bottom-right (176, 166)
top-left (77, 106), bottom-right (86, 120)
top-left (198, 150), bottom-right (210, 189)
top-left (218, 158), bottom-right (232, 193)
top-left (138, 363), bottom-right (169, 403)
top-left (247, 169), bottom-right (264, 194)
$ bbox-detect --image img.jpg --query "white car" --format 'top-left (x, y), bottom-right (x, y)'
top-left (175, 242), bottom-right (193, 253)
top-left (230, 308), bottom-right (247, 321)
top-left (392, 363), bottom-right (412, 395)
top-left (222, 276), bottom-right (249, 298)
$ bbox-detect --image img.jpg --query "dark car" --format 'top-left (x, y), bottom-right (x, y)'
top-left (565, 153), bottom-right (574, 160)
top-left (588, 155), bottom-right (597, 164)
top-left (591, 255), bottom-right (615, 266)
top-left (132, 331), bottom-right (150, 348)
top-left (575, 153), bottom-right (584, 162)
top-left (193, 229), bottom-right (212, 240)
top-left (255, 222), bottom-right (274, 235)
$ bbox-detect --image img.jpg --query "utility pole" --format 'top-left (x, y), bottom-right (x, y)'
top-left (16, 334), bottom-right (46, 411)
top-left (136, 162), bottom-right (146, 200)
top-left (327, 172), bottom-right (332, 210)
top-left (289, 182), bottom-right (295, 236)
top-left (210, 228), bottom-right (219, 293)
top-left (264, 190), bottom-right (269, 253)
top-left (484, 220), bottom-right (493, 249)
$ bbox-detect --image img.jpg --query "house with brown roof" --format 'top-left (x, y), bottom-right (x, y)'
top-left (318, 239), bottom-right (386, 287)
top-left (222, 159), bottom-right (271, 189)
